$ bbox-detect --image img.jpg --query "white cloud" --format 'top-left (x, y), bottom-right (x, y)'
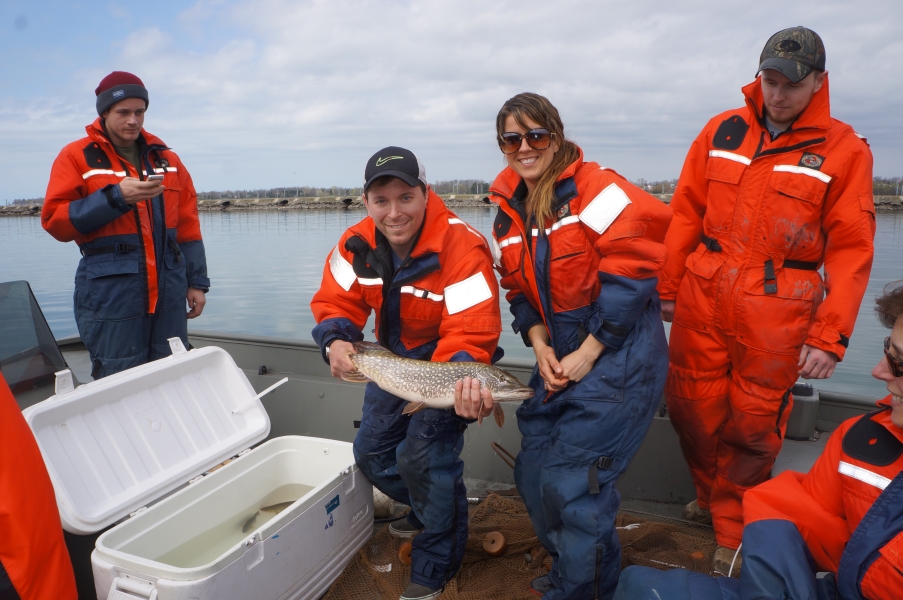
top-left (1, 0), bottom-right (901, 199)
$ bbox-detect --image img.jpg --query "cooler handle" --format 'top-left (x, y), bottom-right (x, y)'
top-left (108, 576), bottom-right (158, 600)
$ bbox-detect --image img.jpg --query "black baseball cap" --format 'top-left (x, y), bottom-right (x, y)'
top-left (758, 26), bottom-right (826, 83)
top-left (363, 146), bottom-right (428, 192)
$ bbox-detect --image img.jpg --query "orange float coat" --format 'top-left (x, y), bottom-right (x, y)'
top-left (661, 76), bottom-right (875, 548)
top-left (0, 374), bottom-right (77, 599)
top-left (310, 191), bottom-right (501, 364)
top-left (743, 400), bottom-right (903, 599)
top-left (42, 118), bottom-right (208, 315)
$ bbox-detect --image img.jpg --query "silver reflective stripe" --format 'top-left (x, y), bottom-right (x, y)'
top-left (400, 285), bottom-right (443, 302)
top-left (328, 245), bottom-right (357, 292)
top-left (708, 150), bottom-right (752, 165)
top-left (448, 218), bottom-right (487, 246)
top-left (82, 169), bottom-right (128, 179)
top-left (444, 272), bottom-right (493, 315)
top-left (579, 183), bottom-right (632, 235)
top-left (546, 215), bottom-right (581, 234)
top-left (838, 461), bottom-right (891, 490)
top-left (490, 235), bottom-right (502, 266)
top-left (142, 168), bottom-right (179, 175)
top-left (498, 235), bottom-right (522, 249)
top-left (357, 277), bottom-right (383, 286)
top-left (773, 164), bottom-right (832, 184)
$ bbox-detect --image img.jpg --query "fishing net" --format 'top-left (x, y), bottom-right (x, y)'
top-left (323, 494), bottom-right (720, 600)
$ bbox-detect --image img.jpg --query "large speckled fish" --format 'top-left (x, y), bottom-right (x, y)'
top-left (342, 341), bottom-right (533, 426)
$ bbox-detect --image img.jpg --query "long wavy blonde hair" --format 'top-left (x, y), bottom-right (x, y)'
top-left (496, 93), bottom-right (580, 228)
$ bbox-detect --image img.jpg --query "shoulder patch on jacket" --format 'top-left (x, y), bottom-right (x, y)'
top-left (798, 153), bottom-right (825, 171)
top-left (842, 409), bottom-right (903, 467)
top-left (494, 208), bottom-right (513, 239)
top-left (712, 115), bottom-right (749, 151)
top-left (579, 183), bottom-right (631, 235)
top-left (83, 141), bottom-right (112, 170)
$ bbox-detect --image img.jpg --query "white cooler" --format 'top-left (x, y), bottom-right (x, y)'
top-left (23, 339), bottom-right (372, 600)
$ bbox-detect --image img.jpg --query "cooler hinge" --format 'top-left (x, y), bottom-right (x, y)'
top-left (128, 506), bottom-right (148, 519)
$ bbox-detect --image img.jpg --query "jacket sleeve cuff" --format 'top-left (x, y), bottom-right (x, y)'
top-left (312, 318), bottom-right (363, 364)
top-left (68, 185), bottom-right (131, 235)
top-left (593, 274), bottom-right (659, 351)
top-left (180, 240), bottom-right (210, 292)
top-left (805, 322), bottom-right (848, 361)
top-left (448, 350), bottom-right (477, 363)
top-left (509, 294), bottom-right (543, 347)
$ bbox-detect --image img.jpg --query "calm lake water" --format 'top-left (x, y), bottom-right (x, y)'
top-left (2, 209), bottom-right (901, 398)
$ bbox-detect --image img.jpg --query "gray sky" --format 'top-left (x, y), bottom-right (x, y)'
top-left (1, 0), bottom-right (901, 200)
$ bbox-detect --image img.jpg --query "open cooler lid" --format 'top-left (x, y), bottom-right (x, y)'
top-left (22, 339), bottom-right (270, 535)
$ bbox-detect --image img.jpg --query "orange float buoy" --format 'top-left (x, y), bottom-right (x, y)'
top-left (482, 531), bottom-right (507, 557)
top-left (398, 541), bottom-right (413, 566)
top-left (689, 551), bottom-right (705, 560)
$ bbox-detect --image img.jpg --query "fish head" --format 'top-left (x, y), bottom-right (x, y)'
top-left (486, 368), bottom-right (534, 401)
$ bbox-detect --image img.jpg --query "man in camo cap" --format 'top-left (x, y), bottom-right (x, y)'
top-left (657, 26), bottom-right (875, 575)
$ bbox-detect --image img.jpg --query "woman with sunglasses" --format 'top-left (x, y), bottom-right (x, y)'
top-left (486, 92), bottom-right (672, 599)
top-left (615, 282), bottom-right (903, 600)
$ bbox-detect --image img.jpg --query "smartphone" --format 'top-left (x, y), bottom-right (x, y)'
top-left (147, 174), bottom-right (164, 181)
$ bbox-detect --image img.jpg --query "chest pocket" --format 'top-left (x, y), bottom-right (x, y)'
top-left (763, 169), bottom-right (829, 254)
top-left (704, 156), bottom-right (747, 233)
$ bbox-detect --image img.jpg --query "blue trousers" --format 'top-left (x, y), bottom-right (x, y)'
top-left (515, 305), bottom-right (669, 599)
top-left (353, 383), bottom-right (470, 590)
top-left (73, 236), bottom-right (189, 379)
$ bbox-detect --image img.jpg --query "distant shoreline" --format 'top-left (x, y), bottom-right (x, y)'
top-left (4, 195), bottom-right (903, 217)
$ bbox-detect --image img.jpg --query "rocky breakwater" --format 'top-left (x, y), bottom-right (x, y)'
top-left (196, 194), bottom-right (494, 212)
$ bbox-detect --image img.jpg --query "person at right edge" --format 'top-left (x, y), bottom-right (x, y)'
top-left (658, 26), bottom-right (875, 574)
top-left (488, 92), bottom-right (672, 599)
top-left (615, 281), bottom-right (903, 599)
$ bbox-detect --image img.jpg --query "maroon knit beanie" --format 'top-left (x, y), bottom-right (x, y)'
top-left (95, 71), bottom-right (149, 116)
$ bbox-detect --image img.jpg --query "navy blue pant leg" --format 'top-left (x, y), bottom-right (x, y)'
top-left (397, 407), bottom-right (469, 590)
top-left (517, 305), bottom-right (669, 600)
top-left (614, 566), bottom-right (740, 600)
top-left (352, 383), bottom-right (411, 504)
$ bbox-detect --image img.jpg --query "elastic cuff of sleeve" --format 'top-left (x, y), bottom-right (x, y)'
top-left (593, 323), bottom-right (629, 351)
top-left (804, 337), bottom-right (844, 362)
top-left (448, 350), bottom-right (477, 363)
top-left (105, 184), bottom-right (131, 213)
top-left (189, 276), bottom-right (211, 291)
top-left (516, 317), bottom-right (543, 347)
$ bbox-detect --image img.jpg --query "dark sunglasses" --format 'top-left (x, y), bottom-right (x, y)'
top-left (498, 128), bottom-right (554, 154)
top-left (885, 336), bottom-right (903, 377)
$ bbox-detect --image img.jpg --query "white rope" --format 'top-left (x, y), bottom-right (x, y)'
top-left (728, 543), bottom-right (742, 578)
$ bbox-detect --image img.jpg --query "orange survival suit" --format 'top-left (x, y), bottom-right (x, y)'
top-left (42, 118), bottom-right (209, 379)
top-left (660, 75), bottom-right (875, 549)
top-left (0, 374), bottom-right (77, 599)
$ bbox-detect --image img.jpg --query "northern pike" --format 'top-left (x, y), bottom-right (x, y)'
top-left (242, 501), bottom-right (295, 533)
top-left (341, 341), bottom-right (534, 426)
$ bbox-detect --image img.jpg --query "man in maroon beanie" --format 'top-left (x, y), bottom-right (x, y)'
top-left (42, 71), bottom-right (210, 378)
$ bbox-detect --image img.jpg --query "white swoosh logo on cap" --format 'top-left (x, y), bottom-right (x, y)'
top-left (375, 156), bottom-right (403, 167)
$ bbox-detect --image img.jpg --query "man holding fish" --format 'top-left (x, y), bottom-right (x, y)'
top-left (311, 147), bottom-right (508, 600)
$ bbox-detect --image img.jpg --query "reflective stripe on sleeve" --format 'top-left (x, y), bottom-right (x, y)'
top-left (708, 150), bottom-right (752, 165)
top-left (329, 245), bottom-right (357, 292)
top-left (545, 215), bottom-right (581, 234)
top-left (357, 277), bottom-right (383, 286)
top-left (82, 169), bottom-right (128, 179)
top-left (444, 272), bottom-right (493, 315)
top-left (773, 164), bottom-right (832, 184)
top-left (838, 461), bottom-right (891, 491)
top-left (448, 218), bottom-right (486, 245)
top-left (142, 168), bottom-right (180, 175)
top-left (579, 183), bottom-right (632, 235)
top-left (400, 286), bottom-right (443, 302)
top-left (498, 235), bottom-right (522, 249)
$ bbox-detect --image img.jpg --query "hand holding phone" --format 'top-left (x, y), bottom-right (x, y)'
top-left (146, 174), bottom-right (164, 181)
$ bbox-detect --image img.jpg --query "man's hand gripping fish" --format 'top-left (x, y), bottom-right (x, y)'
top-left (341, 341), bottom-right (533, 426)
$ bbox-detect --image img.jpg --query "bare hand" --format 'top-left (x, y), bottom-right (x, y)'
top-left (559, 335), bottom-right (605, 383)
top-left (186, 288), bottom-right (206, 319)
top-left (328, 340), bottom-right (357, 379)
top-left (454, 376), bottom-right (494, 421)
top-left (661, 300), bottom-right (676, 323)
top-left (798, 344), bottom-right (838, 379)
top-left (534, 345), bottom-right (568, 392)
top-left (119, 177), bottom-right (164, 205)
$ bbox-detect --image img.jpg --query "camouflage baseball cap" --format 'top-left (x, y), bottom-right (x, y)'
top-left (758, 26), bottom-right (826, 83)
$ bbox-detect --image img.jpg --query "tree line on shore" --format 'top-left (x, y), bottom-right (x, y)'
top-left (7, 177), bottom-right (903, 206)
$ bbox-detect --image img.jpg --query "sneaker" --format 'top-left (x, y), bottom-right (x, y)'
top-left (399, 582), bottom-right (442, 600)
top-left (389, 518), bottom-right (423, 538)
top-left (529, 574), bottom-right (553, 596)
top-left (713, 545), bottom-right (742, 577)
top-left (681, 499), bottom-right (712, 525)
